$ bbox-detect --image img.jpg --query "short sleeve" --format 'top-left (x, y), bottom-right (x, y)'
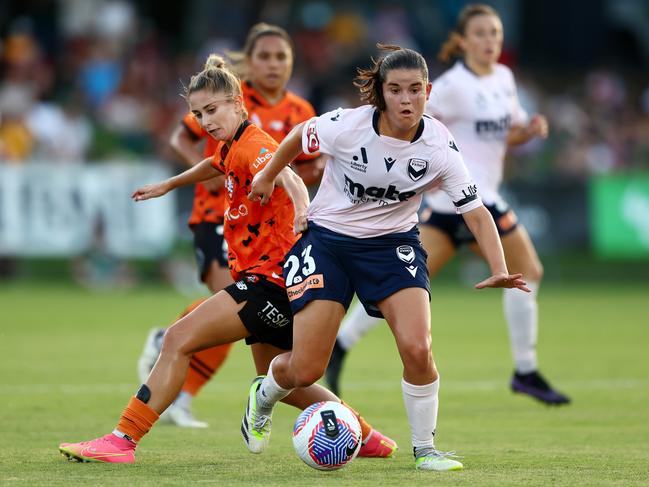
top-left (209, 142), bottom-right (227, 173)
top-left (440, 132), bottom-right (482, 214)
top-left (244, 137), bottom-right (279, 177)
top-left (510, 80), bottom-right (529, 127)
top-left (301, 108), bottom-right (343, 156)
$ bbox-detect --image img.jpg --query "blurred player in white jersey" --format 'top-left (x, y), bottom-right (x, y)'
top-left (241, 44), bottom-right (530, 471)
top-left (327, 4), bottom-right (570, 406)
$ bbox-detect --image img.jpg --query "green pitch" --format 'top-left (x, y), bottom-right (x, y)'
top-left (1, 282), bottom-right (648, 486)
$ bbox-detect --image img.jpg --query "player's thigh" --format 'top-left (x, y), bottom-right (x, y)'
top-left (500, 225), bottom-right (543, 281)
top-left (290, 300), bottom-right (346, 372)
top-left (204, 261), bottom-right (232, 294)
top-left (165, 290), bottom-right (248, 355)
top-left (419, 224), bottom-right (456, 277)
top-left (378, 287), bottom-right (432, 359)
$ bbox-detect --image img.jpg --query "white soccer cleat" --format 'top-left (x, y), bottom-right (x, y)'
top-left (415, 448), bottom-right (464, 471)
top-left (160, 400), bottom-right (208, 429)
top-left (241, 376), bottom-right (272, 454)
top-left (137, 327), bottom-right (165, 383)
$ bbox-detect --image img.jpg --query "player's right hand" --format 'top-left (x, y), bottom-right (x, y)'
top-left (132, 182), bottom-right (170, 201)
top-left (248, 170), bottom-right (275, 205)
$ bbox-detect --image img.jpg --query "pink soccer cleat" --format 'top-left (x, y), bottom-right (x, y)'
top-left (358, 429), bottom-right (398, 458)
top-left (59, 433), bottom-right (136, 463)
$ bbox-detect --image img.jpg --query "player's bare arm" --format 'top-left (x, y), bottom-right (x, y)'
top-left (462, 205), bottom-right (530, 292)
top-left (249, 122), bottom-right (305, 205)
top-left (507, 114), bottom-right (549, 146)
top-left (275, 166), bottom-right (310, 234)
top-left (133, 157), bottom-right (223, 201)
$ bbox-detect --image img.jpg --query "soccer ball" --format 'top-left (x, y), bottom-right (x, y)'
top-left (292, 401), bottom-right (362, 470)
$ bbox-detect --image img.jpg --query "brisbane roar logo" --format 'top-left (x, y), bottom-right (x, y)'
top-left (306, 119), bottom-right (319, 152)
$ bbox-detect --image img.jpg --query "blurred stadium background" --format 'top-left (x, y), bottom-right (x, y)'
top-left (1, 0), bottom-right (648, 285)
top-left (1, 1), bottom-right (648, 485)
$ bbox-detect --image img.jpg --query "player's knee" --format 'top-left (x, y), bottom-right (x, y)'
top-left (160, 326), bottom-right (188, 356)
top-left (290, 362), bottom-right (324, 388)
top-left (401, 341), bottom-right (433, 372)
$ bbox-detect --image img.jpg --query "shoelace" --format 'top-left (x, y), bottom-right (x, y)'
top-left (253, 414), bottom-right (272, 433)
top-left (416, 447), bottom-right (462, 460)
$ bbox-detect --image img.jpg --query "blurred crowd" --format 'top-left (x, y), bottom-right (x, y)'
top-left (1, 0), bottom-right (648, 178)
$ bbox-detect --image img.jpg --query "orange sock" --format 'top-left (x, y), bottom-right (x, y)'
top-left (341, 400), bottom-right (372, 442)
top-left (115, 397), bottom-right (160, 443)
top-left (182, 343), bottom-right (234, 396)
top-left (179, 297), bottom-right (209, 318)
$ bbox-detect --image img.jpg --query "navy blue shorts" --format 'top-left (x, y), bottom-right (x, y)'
top-left (284, 222), bottom-right (430, 318)
top-left (419, 202), bottom-right (518, 248)
top-left (190, 222), bottom-right (228, 281)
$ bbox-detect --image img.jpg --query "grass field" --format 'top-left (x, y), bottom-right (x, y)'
top-left (1, 281), bottom-right (648, 486)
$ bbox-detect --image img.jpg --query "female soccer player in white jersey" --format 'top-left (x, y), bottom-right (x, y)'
top-left (241, 44), bottom-right (530, 472)
top-left (327, 4), bottom-right (570, 406)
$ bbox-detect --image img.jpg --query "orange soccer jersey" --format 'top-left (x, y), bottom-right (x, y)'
top-left (242, 81), bottom-right (317, 164)
top-left (182, 82), bottom-right (315, 226)
top-left (182, 113), bottom-right (226, 225)
top-left (211, 121), bottom-right (298, 287)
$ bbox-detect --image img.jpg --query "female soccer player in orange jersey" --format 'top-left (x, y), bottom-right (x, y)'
top-left (137, 24), bottom-right (324, 428)
top-left (59, 55), bottom-right (394, 464)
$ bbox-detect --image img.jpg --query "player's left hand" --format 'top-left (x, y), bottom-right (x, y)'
top-left (527, 114), bottom-right (549, 139)
top-left (475, 272), bottom-right (531, 292)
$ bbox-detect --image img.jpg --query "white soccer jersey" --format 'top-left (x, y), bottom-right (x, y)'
top-left (424, 61), bottom-right (528, 211)
top-left (301, 104), bottom-right (482, 238)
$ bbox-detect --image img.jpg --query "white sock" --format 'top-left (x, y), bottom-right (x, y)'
top-left (257, 358), bottom-right (292, 414)
top-left (337, 301), bottom-right (382, 350)
top-left (174, 390), bottom-right (193, 409)
top-left (503, 281), bottom-right (539, 374)
top-left (401, 378), bottom-right (439, 450)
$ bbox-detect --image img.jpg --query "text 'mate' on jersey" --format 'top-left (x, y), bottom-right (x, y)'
top-left (301, 105), bottom-right (482, 238)
top-left (425, 61), bottom-right (528, 210)
top-left (182, 112), bottom-right (226, 225)
top-left (210, 122), bottom-right (297, 287)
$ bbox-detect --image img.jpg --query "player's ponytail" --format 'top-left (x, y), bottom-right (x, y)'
top-left (185, 55), bottom-right (248, 118)
top-left (355, 43), bottom-right (428, 111)
top-left (438, 3), bottom-right (500, 63)
top-left (204, 54), bottom-right (227, 70)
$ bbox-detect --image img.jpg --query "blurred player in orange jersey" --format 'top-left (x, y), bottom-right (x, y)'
top-left (59, 56), bottom-right (395, 464)
top-left (137, 23), bottom-right (325, 428)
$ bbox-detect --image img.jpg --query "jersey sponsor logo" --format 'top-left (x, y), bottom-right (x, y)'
top-left (235, 280), bottom-right (248, 290)
top-left (453, 184), bottom-right (478, 207)
top-left (226, 175), bottom-right (235, 199)
top-left (384, 156), bottom-right (396, 172)
top-left (475, 115), bottom-right (511, 138)
top-left (286, 273), bottom-right (324, 301)
top-left (225, 203), bottom-right (249, 220)
top-left (306, 119), bottom-right (319, 152)
top-left (253, 148), bottom-right (273, 169)
top-left (258, 300), bottom-right (291, 328)
top-left (396, 245), bottom-right (415, 264)
top-left (406, 265), bottom-right (418, 277)
top-left (349, 147), bottom-right (369, 173)
top-left (449, 139), bottom-right (459, 152)
top-left (343, 174), bottom-right (416, 203)
top-left (330, 112), bottom-right (340, 121)
top-left (407, 158), bottom-right (428, 181)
